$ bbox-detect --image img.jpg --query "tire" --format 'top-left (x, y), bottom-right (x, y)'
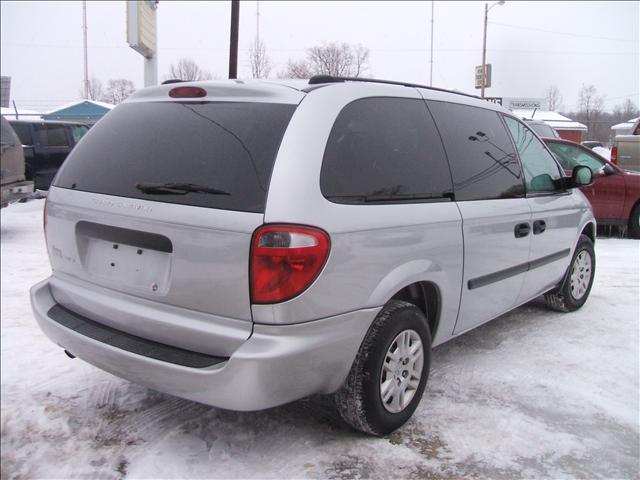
top-left (544, 234), bottom-right (596, 312)
top-left (334, 300), bottom-right (432, 436)
top-left (628, 203), bottom-right (640, 239)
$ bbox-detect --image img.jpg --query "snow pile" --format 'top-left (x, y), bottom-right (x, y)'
top-left (1, 200), bottom-right (638, 478)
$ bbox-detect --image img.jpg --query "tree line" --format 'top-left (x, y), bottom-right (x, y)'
top-left (85, 40), bottom-right (637, 147)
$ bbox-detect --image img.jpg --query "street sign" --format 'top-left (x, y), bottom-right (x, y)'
top-left (0, 76), bottom-right (10, 108)
top-left (127, 0), bottom-right (157, 59)
top-left (505, 98), bottom-right (544, 110)
top-left (484, 97), bottom-right (502, 105)
top-left (475, 64), bottom-right (491, 89)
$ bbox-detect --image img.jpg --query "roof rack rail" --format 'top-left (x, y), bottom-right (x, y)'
top-left (307, 75), bottom-right (481, 100)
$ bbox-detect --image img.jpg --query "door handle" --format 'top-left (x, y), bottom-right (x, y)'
top-left (514, 222), bottom-right (531, 238)
top-left (533, 220), bottom-right (546, 235)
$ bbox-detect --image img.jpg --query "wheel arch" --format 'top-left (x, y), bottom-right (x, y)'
top-left (581, 221), bottom-right (596, 244)
top-left (390, 281), bottom-right (440, 343)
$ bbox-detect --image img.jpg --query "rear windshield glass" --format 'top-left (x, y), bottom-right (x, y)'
top-left (54, 102), bottom-right (297, 213)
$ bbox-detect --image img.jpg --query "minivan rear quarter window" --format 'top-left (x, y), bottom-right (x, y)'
top-left (54, 102), bottom-right (296, 213)
top-left (426, 101), bottom-right (524, 201)
top-left (320, 97), bottom-right (453, 203)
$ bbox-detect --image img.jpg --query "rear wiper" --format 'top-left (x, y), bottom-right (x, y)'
top-left (135, 182), bottom-right (231, 196)
top-left (326, 192), bottom-right (454, 203)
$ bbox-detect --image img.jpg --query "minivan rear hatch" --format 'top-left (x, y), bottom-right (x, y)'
top-left (46, 85), bottom-right (301, 339)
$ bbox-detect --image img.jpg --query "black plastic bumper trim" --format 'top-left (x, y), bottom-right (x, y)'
top-left (47, 304), bottom-right (228, 368)
top-left (468, 248), bottom-right (571, 290)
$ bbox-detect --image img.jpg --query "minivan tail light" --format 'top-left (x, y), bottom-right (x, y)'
top-left (169, 86), bottom-right (206, 98)
top-left (610, 145), bottom-right (618, 164)
top-left (250, 225), bottom-right (330, 304)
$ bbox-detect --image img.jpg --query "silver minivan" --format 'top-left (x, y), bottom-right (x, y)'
top-left (30, 77), bottom-right (596, 435)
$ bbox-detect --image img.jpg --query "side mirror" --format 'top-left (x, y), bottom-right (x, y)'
top-left (602, 163), bottom-right (616, 176)
top-left (568, 165), bottom-right (593, 188)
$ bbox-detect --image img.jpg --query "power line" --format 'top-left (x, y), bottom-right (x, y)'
top-left (2, 42), bottom-right (636, 57)
top-left (489, 21), bottom-right (637, 43)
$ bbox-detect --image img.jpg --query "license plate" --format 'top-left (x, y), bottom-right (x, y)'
top-left (83, 238), bottom-right (171, 295)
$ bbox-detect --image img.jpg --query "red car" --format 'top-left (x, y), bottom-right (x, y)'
top-left (544, 138), bottom-right (640, 238)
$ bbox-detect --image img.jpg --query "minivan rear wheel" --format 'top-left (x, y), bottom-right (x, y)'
top-left (544, 234), bottom-right (596, 312)
top-left (334, 300), bottom-right (431, 436)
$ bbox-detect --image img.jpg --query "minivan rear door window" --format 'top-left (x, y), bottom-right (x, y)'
top-left (53, 102), bottom-right (297, 213)
top-left (426, 101), bottom-right (524, 201)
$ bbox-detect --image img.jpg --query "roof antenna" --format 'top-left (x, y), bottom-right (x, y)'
top-left (531, 107), bottom-right (537, 119)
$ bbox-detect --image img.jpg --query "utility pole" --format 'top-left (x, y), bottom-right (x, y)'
top-left (481, 3), bottom-right (488, 98)
top-left (82, 0), bottom-right (89, 99)
top-left (229, 0), bottom-right (240, 79)
top-left (429, 1), bottom-right (434, 86)
top-left (481, 1), bottom-right (505, 98)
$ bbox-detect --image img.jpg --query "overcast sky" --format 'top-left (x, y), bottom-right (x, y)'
top-left (1, 1), bottom-right (638, 113)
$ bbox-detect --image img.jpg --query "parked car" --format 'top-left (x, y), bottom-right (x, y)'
top-left (1, 116), bottom-right (34, 208)
top-left (611, 118), bottom-right (640, 172)
top-left (544, 137), bottom-right (640, 238)
top-left (582, 141), bottom-right (604, 149)
top-left (30, 77), bottom-right (596, 436)
top-left (8, 119), bottom-right (89, 190)
top-left (523, 118), bottom-right (559, 138)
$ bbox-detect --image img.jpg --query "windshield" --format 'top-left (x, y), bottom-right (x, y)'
top-left (545, 141), bottom-right (605, 171)
top-left (53, 102), bottom-right (297, 213)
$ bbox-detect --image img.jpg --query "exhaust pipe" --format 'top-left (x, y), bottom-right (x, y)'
top-left (64, 350), bottom-right (76, 359)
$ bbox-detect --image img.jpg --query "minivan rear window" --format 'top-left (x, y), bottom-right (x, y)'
top-left (54, 102), bottom-right (297, 213)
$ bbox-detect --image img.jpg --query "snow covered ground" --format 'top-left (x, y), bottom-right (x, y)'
top-left (1, 199), bottom-right (638, 479)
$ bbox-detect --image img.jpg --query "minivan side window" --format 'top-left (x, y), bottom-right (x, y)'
top-left (503, 116), bottom-right (563, 194)
top-left (426, 101), bottom-right (524, 201)
top-left (37, 124), bottom-right (70, 147)
top-left (320, 97), bottom-right (453, 203)
top-left (71, 125), bottom-right (89, 144)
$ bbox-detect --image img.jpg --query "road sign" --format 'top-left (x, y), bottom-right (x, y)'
top-left (484, 97), bottom-right (502, 105)
top-left (475, 64), bottom-right (491, 89)
top-left (127, 1), bottom-right (157, 59)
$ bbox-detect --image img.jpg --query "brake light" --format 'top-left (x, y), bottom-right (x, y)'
top-left (610, 145), bottom-right (618, 164)
top-left (168, 86), bottom-right (206, 98)
top-left (250, 225), bottom-right (330, 304)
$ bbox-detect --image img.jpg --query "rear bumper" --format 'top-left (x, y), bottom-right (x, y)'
top-left (31, 278), bottom-right (378, 411)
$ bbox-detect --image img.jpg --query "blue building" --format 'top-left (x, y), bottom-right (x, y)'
top-left (42, 100), bottom-right (114, 124)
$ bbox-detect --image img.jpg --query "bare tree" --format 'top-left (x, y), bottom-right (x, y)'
top-left (282, 42), bottom-right (370, 78)
top-left (577, 84), bottom-right (604, 134)
top-left (612, 99), bottom-right (640, 123)
top-left (248, 37), bottom-right (271, 79)
top-left (103, 79), bottom-right (136, 105)
top-left (82, 75), bottom-right (103, 101)
top-left (282, 59), bottom-right (314, 79)
top-left (545, 86), bottom-right (563, 111)
top-left (166, 58), bottom-right (213, 81)
top-left (620, 99), bottom-right (639, 120)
